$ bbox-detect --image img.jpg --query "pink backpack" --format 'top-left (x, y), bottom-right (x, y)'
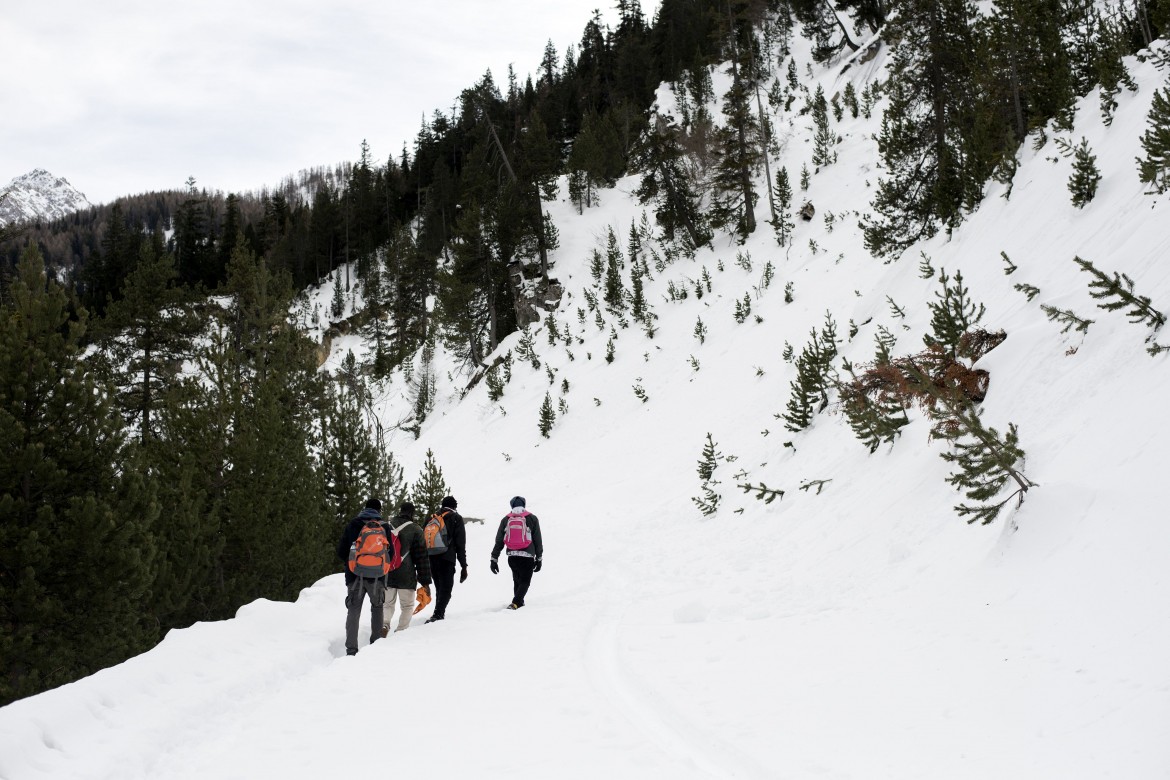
top-left (503, 511), bottom-right (533, 550)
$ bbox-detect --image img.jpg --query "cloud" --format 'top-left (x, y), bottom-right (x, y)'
top-left (0, 0), bottom-right (661, 204)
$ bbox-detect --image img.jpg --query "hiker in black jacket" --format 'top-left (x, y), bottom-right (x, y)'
top-left (490, 496), bottom-right (543, 610)
top-left (382, 502), bottom-right (432, 636)
top-left (424, 495), bottom-right (467, 623)
top-left (336, 498), bottom-right (389, 656)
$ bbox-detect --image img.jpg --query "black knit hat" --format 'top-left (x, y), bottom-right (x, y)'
top-left (364, 498), bottom-right (382, 512)
top-left (510, 496), bottom-right (526, 508)
top-left (441, 495), bottom-right (458, 509)
top-left (399, 501), bottom-right (415, 517)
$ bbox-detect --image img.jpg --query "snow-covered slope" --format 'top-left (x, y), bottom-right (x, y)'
top-left (0, 168), bottom-right (92, 227)
top-left (2, 37), bottom-right (1169, 780)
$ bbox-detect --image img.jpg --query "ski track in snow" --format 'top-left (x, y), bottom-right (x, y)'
top-left (582, 574), bottom-right (775, 779)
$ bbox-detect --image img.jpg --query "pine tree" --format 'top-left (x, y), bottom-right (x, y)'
top-left (211, 241), bottom-right (332, 615)
top-left (692, 432), bottom-right (722, 516)
top-left (603, 227), bottom-right (625, 310)
top-left (633, 114), bottom-right (710, 249)
top-left (924, 270), bottom-right (986, 360)
top-left (934, 392), bottom-right (1034, 524)
top-left (411, 336), bottom-right (438, 437)
top-left (330, 270), bottom-right (346, 319)
top-left (0, 245), bottom-right (159, 705)
top-left (95, 240), bottom-right (200, 443)
top-left (783, 316), bottom-right (839, 433)
top-left (538, 392), bottom-right (556, 437)
top-left (1095, 16), bottom-right (1138, 126)
top-left (864, 0), bottom-right (982, 258)
top-left (1068, 139), bottom-right (1101, 208)
top-left (770, 166), bottom-right (795, 247)
top-left (811, 85), bottom-right (836, 168)
top-left (410, 449), bottom-right (450, 520)
top-left (567, 110), bottom-right (624, 211)
top-left (172, 177), bottom-right (219, 288)
top-left (710, 9), bottom-right (762, 242)
top-left (320, 380), bottom-right (405, 523)
top-left (1137, 79), bottom-right (1170, 194)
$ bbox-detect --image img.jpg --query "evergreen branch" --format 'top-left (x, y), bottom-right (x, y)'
top-left (798, 479), bottom-right (832, 495)
top-left (1000, 251), bottom-right (1017, 275)
top-left (1074, 256), bottom-right (1166, 332)
top-left (1014, 283), bottom-right (1040, 302)
top-left (1041, 304), bottom-right (1093, 334)
top-left (737, 482), bottom-right (785, 504)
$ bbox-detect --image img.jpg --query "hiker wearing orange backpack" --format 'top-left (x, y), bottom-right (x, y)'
top-left (336, 498), bottom-right (401, 656)
top-left (489, 496), bottom-right (543, 610)
top-left (423, 496), bottom-right (467, 623)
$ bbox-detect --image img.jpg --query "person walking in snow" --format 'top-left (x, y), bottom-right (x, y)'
top-left (490, 496), bottom-right (543, 610)
top-left (423, 495), bottom-right (468, 623)
top-left (336, 498), bottom-right (391, 656)
top-left (381, 501), bottom-right (432, 636)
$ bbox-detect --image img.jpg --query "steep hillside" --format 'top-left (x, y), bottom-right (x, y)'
top-left (2, 33), bottom-right (1168, 780)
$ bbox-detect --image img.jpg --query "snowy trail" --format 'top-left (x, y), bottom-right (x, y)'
top-left (581, 573), bottom-right (777, 780)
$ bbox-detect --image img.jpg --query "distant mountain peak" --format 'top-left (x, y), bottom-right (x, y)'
top-left (0, 169), bottom-right (92, 228)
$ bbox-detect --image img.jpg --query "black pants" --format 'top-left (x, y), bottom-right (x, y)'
top-left (508, 556), bottom-right (536, 606)
top-left (431, 557), bottom-right (456, 617)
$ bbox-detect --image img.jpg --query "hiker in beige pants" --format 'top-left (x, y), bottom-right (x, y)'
top-left (381, 502), bottom-right (432, 636)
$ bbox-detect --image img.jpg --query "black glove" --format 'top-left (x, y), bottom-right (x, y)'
top-left (459, 566), bottom-right (468, 583)
top-left (490, 559), bottom-right (499, 574)
top-left (533, 559), bottom-right (542, 573)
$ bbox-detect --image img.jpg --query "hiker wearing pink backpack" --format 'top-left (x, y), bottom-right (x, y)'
top-left (489, 496), bottom-right (543, 610)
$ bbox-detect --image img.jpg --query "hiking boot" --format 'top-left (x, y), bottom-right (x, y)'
top-left (507, 602), bottom-right (522, 610)
top-left (380, 625), bottom-right (390, 638)
top-left (425, 614), bottom-right (445, 624)
top-left (346, 648), bottom-right (358, 656)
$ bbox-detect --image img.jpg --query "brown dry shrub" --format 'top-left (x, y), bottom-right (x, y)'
top-left (843, 329), bottom-right (1006, 430)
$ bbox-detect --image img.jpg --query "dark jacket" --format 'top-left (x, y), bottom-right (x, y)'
top-left (426, 508), bottom-right (467, 568)
top-left (337, 507), bottom-right (388, 585)
top-left (491, 511), bottom-right (543, 562)
top-left (385, 514), bottom-right (432, 590)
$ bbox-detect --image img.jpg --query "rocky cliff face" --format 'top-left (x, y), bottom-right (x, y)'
top-left (0, 169), bottom-right (92, 227)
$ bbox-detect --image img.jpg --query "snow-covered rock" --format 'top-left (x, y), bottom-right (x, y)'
top-left (0, 168), bottom-right (92, 227)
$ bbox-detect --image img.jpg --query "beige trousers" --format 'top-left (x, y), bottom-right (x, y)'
top-left (383, 587), bottom-right (418, 633)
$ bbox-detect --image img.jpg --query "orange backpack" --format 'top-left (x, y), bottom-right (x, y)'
top-left (424, 510), bottom-right (451, 554)
top-left (348, 520), bottom-right (402, 578)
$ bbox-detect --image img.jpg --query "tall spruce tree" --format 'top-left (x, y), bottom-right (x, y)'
top-left (96, 238), bottom-right (201, 443)
top-left (770, 166), bottom-right (795, 246)
top-left (633, 114), bottom-right (710, 249)
top-left (811, 84), bottom-right (836, 168)
top-left (320, 380), bottom-right (406, 524)
top-left (210, 241), bottom-right (331, 615)
top-left (710, 11), bottom-right (762, 242)
top-left (864, 0), bottom-right (982, 258)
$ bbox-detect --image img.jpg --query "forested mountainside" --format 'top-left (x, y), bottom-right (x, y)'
top-left (2, 0), bottom-right (1169, 708)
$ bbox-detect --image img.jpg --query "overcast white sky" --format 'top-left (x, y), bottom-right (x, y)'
top-left (1, 1), bottom-right (661, 204)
